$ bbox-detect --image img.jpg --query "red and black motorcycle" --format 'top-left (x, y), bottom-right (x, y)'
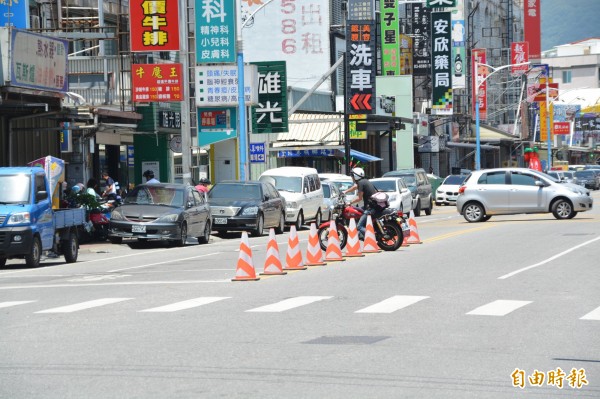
top-left (317, 193), bottom-right (409, 251)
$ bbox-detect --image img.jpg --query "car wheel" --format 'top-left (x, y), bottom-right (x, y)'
top-left (314, 209), bottom-right (322, 227)
top-left (463, 202), bottom-right (485, 223)
top-left (275, 212), bottom-right (285, 234)
top-left (25, 236), bottom-right (42, 268)
top-left (198, 221), bottom-right (211, 244)
top-left (294, 211), bottom-right (304, 231)
top-left (552, 198), bottom-right (575, 220)
top-left (175, 223), bottom-right (188, 247)
top-left (425, 198), bottom-right (433, 216)
top-left (251, 214), bottom-right (264, 237)
top-left (414, 199), bottom-right (421, 217)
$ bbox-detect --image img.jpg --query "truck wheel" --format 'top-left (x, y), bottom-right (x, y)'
top-left (63, 233), bottom-right (79, 263)
top-left (25, 236), bottom-right (42, 268)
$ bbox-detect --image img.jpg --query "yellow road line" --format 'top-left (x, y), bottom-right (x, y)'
top-left (424, 224), bottom-right (496, 243)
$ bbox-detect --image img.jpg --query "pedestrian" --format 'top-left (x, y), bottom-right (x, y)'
top-left (195, 177), bottom-right (211, 193)
top-left (101, 171), bottom-right (117, 201)
top-left (143, 170), bottom-right (160, 184)
top-left (343, 167), bottom-right (377, 240)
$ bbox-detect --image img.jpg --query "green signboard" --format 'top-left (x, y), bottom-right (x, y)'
top-left (380, 0), bottom-right (400, 75)
top-left (426, 0), bottom-right (457, 8)
top-left (251, 61), bottom-right (288, 134)
top-left (431, 11), bottom-right (453, 115)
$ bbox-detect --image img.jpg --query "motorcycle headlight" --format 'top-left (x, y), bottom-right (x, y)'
top-left (242, 206), bottom-right (259, 216)
top-left (110, 210), bottom-right (124, 220)
top-left (156, 213), bottom-right (179, 223)
top-left (7, 212), bottom-right (30, 225)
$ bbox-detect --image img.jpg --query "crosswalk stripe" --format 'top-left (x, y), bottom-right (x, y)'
top-left (355, 295), bottom-right (430, 314)
top-left (139, 297), bottom-right (231, 312)
top-left (35, 298), bottom-right (133, 313)
top-left (466, 300), bottom-right (531, 316)
top-left (0, 301), bottom-right (36, 309)
top-left (246, 296), bottom-right (333, 312)
top-left (580, 306), bottom-right (600, 320)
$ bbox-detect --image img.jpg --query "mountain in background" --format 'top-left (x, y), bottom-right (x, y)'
top-left (541, 0), bottom-right (600, 51)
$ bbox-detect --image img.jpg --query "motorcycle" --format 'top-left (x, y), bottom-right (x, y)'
top-left (317, 193), bottom-right (409, 252)
top-left (85, 197), bottom-right (121, 242)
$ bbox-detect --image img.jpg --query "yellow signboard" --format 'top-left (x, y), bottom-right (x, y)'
top-left (349, 121), bottom-right (367, 139)
top-left (539, 101), bottom-right (554, 142)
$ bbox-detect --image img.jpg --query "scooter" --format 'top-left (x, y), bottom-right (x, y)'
top-left (317, 193), bottom-right (409, 252)
top-left (88, 197), bottom-right (121, 241)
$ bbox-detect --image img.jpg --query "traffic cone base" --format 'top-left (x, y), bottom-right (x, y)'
top-left (305, 223), bottom-right (327, 266)
top-left (232, 232), bottom-right (260, 281)
top-left (284, 225), bottom-right (307, 270)
top-left (325, 221), bottom-right (345, 262)
top-left (362, 215), bottom-right (381, 253)
top-left (261, 228), bottom-right (287, 275)
top-left (344, 218), bottom-right (364, 258)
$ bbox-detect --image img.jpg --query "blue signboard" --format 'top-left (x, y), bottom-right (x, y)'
top-left (277, 149), bottom-right (335, 158)
top-left (127, 145), bottom-right (135, 166)
top-left (0, 1), bottom-right (29, 28)
top-left (249, 143), bottom-right (266, 163)
top-left (195, 0), bottom-right (236, 64)
top-left (60, 122), bottom-right (72, 152)
top-left (198, 107), bottom-right (238, 146)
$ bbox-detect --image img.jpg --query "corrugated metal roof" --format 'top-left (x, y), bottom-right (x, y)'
top-left (273, 113), bottom-right (344, 148)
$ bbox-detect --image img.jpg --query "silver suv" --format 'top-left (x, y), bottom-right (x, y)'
top-left (456, 168), bottom-right (593, 222)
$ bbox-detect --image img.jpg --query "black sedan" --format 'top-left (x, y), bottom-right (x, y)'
top-left (108, 183), bottom-right (211, 245)
top-left (208, 181), bottom-right (286, 237)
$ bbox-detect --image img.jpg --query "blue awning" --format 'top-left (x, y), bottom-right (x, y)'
top-left (339, 149), bottom-right (383, 163)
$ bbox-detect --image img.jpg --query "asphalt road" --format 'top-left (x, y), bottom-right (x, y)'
top-left (1, 194), bottom-right (599, 399)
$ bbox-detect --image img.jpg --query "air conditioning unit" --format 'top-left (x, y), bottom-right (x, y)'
top-left (30, 15), bottom-right (40, 30)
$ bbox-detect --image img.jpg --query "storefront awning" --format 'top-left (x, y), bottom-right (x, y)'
top-left (339, 149), bottom-right (383, 162)
top-left (446, 142), bottom-right (500, 151)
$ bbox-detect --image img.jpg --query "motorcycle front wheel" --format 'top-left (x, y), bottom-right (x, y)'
top-left (317, 223), bottom-right (348, 251)
top-left (376, 221), bottom-right (402, 251)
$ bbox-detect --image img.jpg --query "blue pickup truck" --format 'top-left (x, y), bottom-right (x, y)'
top-left (0, 167), bottom-right (85, 268)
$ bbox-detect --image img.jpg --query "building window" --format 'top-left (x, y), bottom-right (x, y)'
top-left (562, 70), bottom-right (572, 83)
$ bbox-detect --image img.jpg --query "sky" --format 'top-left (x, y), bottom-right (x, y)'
top-left (541, 0), bottom-right (600, 50)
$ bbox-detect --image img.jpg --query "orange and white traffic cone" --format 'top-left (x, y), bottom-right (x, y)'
top-left (284, 225), bottom-right (307, 270)
top-left (232, 231), bottom-right (260, 281)
top-left (324, 220), bottom-right (345, 262)
top-left (362, 215), bottom-right (381, 253)
top-left (261, 228), bottom-right (287, 275)
top-left (344, 218), bottom-right (364, 257)
top-left (406, 210), bottom-right (422, 244)
top-left (305, 223), bottom-right (327, 266)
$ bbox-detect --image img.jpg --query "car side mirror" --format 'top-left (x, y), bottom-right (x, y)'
top-left (187, 201), bottom-right (195, 208)
top-left (401, 188), bottom-right (409, 193)
top-left (264, 195), bottom-right (270, 201)
top-left (535, 180), bottom-right (546, 187)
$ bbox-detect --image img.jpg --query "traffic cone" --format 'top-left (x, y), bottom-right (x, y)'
top-left (284, 225), bottom-right (307, 270)
top-left (232, 231), bottom-right (260, 281)
top-left (344, 218), bottom-right (364, 257)
top-left (261, 228), bottom-right (287, 275)
top-left (324, 221), bottom-right (345, 262)
top-left (305, 223), bottom-right (327, 266)
top-left (406, 210), bottom-right (423, 244)
top-left (362, 215), bottom-right (381, 253)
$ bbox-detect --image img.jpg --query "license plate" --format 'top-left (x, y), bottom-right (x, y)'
top-left (214, 217), bottom-right (227, 224)
top-left (132, 225), bottom-right (146, 233)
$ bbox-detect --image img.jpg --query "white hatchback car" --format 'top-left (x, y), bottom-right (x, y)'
top-left (435, 174), bottom-right (467, 206)
top-left (370, 177), bottom-right (413, 216)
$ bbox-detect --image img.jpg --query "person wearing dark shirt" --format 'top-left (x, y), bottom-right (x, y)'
top-left (343, 167), bottom-right (377, 240)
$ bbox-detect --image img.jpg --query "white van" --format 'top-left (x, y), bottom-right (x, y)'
top-left (259, 167), bottom-right (324, 230)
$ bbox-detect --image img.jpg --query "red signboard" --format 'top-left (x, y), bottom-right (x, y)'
top-left (132, 63), bottom-right (183, 102)
top-left (130, 0), bottom-right (180, 52)
top-left (472, 48), bottom-right (487, 120)
top-left (511, 42), bottom-right (529, 74)
top-left (553, 122), bottom-right (570, 135)
top-left (533, 83), bottom-right (559, 102)
top-left (523, 0), bottom-right (540, 60)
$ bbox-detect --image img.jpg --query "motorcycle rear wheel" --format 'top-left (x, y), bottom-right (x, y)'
top-left (317, 224), bottom-right (348, 251)
top-left (376, 221), bottom-right (402, 251)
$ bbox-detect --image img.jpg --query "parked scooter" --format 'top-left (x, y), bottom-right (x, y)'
top-left (85, 197), bottom-right (121, 242)
top-left (317, 193), bottom-right (409, 251)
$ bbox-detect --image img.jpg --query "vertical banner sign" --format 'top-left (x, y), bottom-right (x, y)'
top-left (539, 101), bottom-right (554, 142)
top-left (380, 0), bottom-right (400, 76)
top-left (130, 0), bottom-right (180, 52)
top-left (251, 61), bottom-right (289, 134)
top-left (346, 21), bottom-right (376, 115)
top-left (409, 3), bottom-right (431, 76)
top-left (451, 0), bottom-right (466, 88)
top-left (60, 122), bottom-right (72, 153)
top-left (523, 0), bottom-right (541, 61)
top-left (511, 42), bottom-right (529, 74)
top-left (132, 63), bottom-right (183, 102)
top-left (195, 0), bottom-right (236, 64)
top-left (431, 12), bottom-right (452, 115)
top-left (399, 34), bottom-right (413, 75)
top-left (472, 48), bottom-right (487, 120)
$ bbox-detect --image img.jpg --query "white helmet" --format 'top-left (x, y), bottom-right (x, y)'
top-left (351, 167), bottom-right (365, 180)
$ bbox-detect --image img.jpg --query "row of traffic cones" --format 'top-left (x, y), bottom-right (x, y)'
top-left (232, 211), bottom-right (423, 281)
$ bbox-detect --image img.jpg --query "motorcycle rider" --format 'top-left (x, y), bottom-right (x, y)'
top-left (343, 167), bottom-right (377, 240)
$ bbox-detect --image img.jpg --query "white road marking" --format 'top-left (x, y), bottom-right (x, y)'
top-left (498, 236), bottom-right (600, 279)
top-left (139, 297), bottom-right (231, 312)
top-left (0, 301), bottom-right (36, 308)
top-left (0, 280), bottom-right (231, 290)
top-left (580, 306), bottom-right (600, 321)
top-left (246, 296), bottom-right (333, 312)
top-left (466, 300), bottom-right (531, 316)
top-left (35, 298), bottom-right (133, 313)
top-left (108, 252), bottom-right (221, 272)
top-left (355, 295), bottom-right (430, 313)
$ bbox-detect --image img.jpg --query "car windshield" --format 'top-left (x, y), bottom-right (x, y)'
top-left (371, 180), bottom-right (396, 192)
top-left (397, 175), bottom-right (416, 186)
top-left (209, 184), bottom-right (261, 199)
top-left (259, 176), bottom-right (302, 193)
top-left (0, 174), bottom-right (31, 204)
top-left (125, 186), bottom-right (184, 206)
top-left (329, 180), bottom-right (354, 192)
top-left (443, 175), bottom-right (467, 185)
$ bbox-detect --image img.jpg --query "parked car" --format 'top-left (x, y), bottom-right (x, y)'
top-left (207, 181), bottom-right (286, 237)
top-left (456, 168), bottom-right (593, 222)
top-left (318, 173), bottom-right (356, 202)
top-left (573, 169), bottom-right (600, 190)
top-left (435, 174), bottom-right (467, 206)
top-left (370, 177), bottom-right (413, 216)
top-left (259, 167), bottom-right (324, 229)
top-left (108, 183), bottom-right (212, 245)
top-left (321, 180), bottom-right (342, 220)
top-left (382, 168), bottom-right (433, 216)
